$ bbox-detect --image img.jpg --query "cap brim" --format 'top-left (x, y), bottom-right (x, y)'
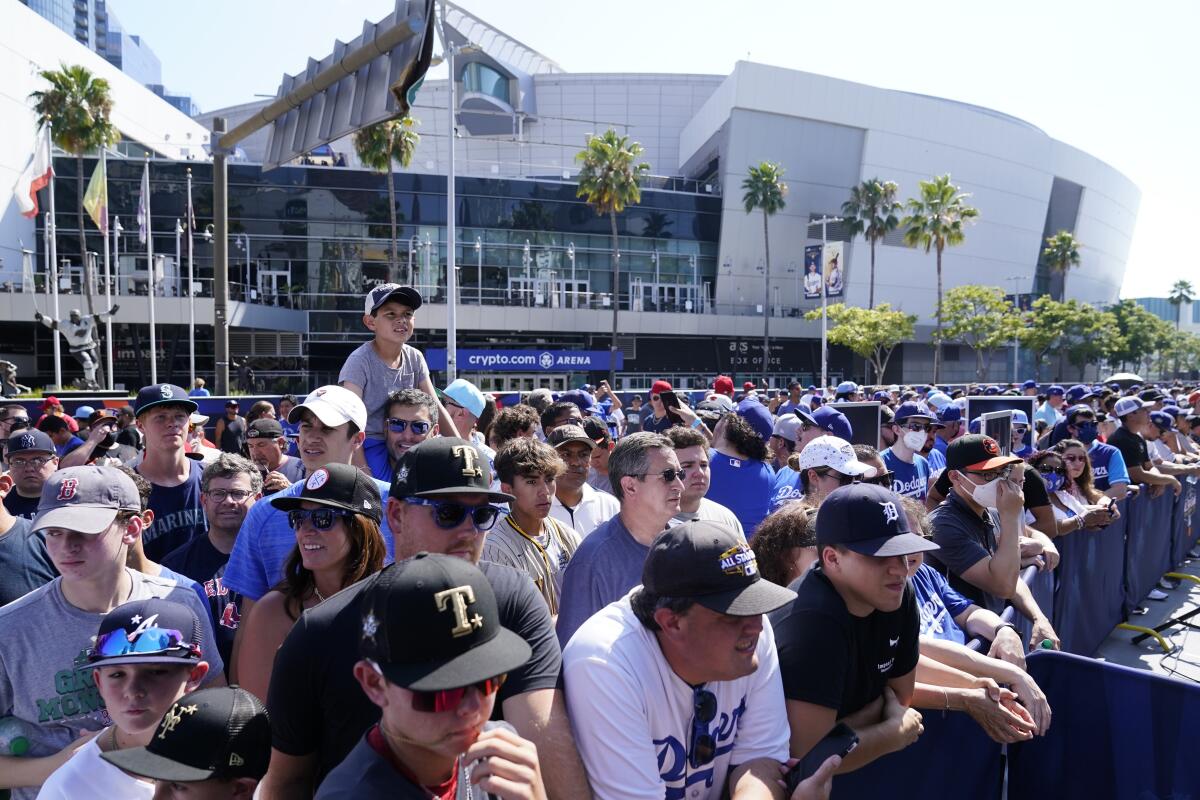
top-left (370, 287), bottom-right (423, 314)
top-left (411, 486), bottom-right (516, 504)
top-left (693, 579), bottom-right (797, 616)
top-left (288, 399), bottom-right (352, 428)
top-left (792, 408), bottom-right (817, 426)
top-left (380, 627), bottom-right (532, 691)
top-left (844, 533), bottom-right (941, 558)
top-left (838, 460), bottom-right (873, 476)
top-left (90, 652), bottom-right (201, 668)
top-left (550, 436), bottom-right (596, 451)
top-left (31, 505), bottom-right (118, 534)
top-left (963, 455), bottom-right (1023, 471)
top-left (271, 495), bottom-right (383, 523)
top-left (136, 397), bottom-right (198, 416)
top-left (101, 747), bottom-right (216, 782)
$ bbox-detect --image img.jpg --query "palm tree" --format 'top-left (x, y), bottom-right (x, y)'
top-left (842, 178), bottom-right (901, 309)
top-left (902, 174), bottom-right (979, 382)
top-left (742, 162), bottom-right (788, 383)
top-left (1042, 230), bottom-right (1082, 301)
top-left (29, 64), bottom-right (119, 318)
top-left (1168, 279), bottom-right (1196, 331)
top-left (353, 116), bottom-right (420, 282)
top-left (575, 129), bottom-right (650, 386)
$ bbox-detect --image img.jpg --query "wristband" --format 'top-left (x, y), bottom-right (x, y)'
top-left (993, 622), bottom-right (1018, 638)
top-left (691, 418), bottom-right (703, 429)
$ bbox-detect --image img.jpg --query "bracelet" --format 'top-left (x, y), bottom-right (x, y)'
top-left (690, 418), bottom-right (703, 429)
top-left (1076, 515), bottom-right (1085, 531)
top-left (993, 622), bottom-right (1018, 638)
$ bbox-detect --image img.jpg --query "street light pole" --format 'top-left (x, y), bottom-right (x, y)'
top-left (475, 236), bottom-right (482, 305)
top-left (812, 215), bottom-right (842, 391)
top-left (444, 33), bottom-right (458, 383)
top-left (1006, 275), bottom-right (1023, 384)
top-left (186, 168), bottom-right (196, 388)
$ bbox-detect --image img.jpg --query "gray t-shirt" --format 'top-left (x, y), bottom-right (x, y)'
top-left (276, 455), bottom-right (306, 483)
top-left (0, 569), bottom-right (224, 800)
top-left (555, 513), bottom-right (652, 648)
top-left (338, 342), bottom-right (430, 438)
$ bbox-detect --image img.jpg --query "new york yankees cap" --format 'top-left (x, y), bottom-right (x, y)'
top-left (390, 437), bottom-right (514, 504)
top-left (358, 553), bottom-right (531, 690)
top-left (133, 383), bottom-right (197, 417)
top-left (816, 483), bottom-right (940, 558)
top-left (101, 687), bottom-right (271, 782)
top-left (88, 598), bottom-right (204, 667)
top-left (32, 466), bottom-right (141, 534)
top-left (6, 428), bottom-right (54, 456)
top-left (641, 521), bottom-right (796, 616)
top-left (270, 462), bottom-right (383, 524)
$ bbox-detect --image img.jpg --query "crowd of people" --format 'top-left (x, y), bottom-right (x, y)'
top-left (1, 281), bottom-right (1199, 798)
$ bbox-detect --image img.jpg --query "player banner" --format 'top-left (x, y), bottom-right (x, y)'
top-left (803, 245), bottom-right (823, 299)
top-left (823, 241), bottom-right (844, 298)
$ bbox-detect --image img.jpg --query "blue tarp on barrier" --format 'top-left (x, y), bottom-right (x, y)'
top-left (1012, 565), bottom-right (1055, 648)
top-left (1053, 500), bottom-right (1128, 656)
top-left (1124, 491), bottom-right (1176, 611)
top-left (1170, 475), bottom-right (1199, 567)
top-left (1009, 649), bottom-right (1200, 799)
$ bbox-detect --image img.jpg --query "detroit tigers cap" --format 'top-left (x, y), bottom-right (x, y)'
top-left (32, 465), bottom-right (141, 534)
top-left (390, 437), bottom-right (514, 504)
top-left (816, 483), bottom-right (940, 557)
top-left (365, 283), bottom-right (423, 315)
top-left (134, 383), bottom-right (197, 417)
top-left (271, 462), bottom-right (382, 524)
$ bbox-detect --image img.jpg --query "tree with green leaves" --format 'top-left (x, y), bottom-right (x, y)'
top-left (742, 162), bottom-right (788, 383)
top-left (1168, 279), bottom-right (1196, 331)
top-left (29, 63), bottom-right (119, 318)
top-left (842, 178), bottom-right (901, 309)
top-left (1108, 299), bottom-right (1174, 374)
top-left (1019, 296), bottom-right (1075, 380)
top-left (805, 303), bottom-right (915, 383)
top-left (1042, 231), bottom-right (1082, 301)
top-left (937, 285), bottom-right (1022, 381)
top-left (576, 129), bottom-right (650, 386)
top-left (353, 116), bottom-right (420, 281)
top-left (1062, 307), bottom-right (1121, 381)
top-left (902, 174), bottom-right (979, 382)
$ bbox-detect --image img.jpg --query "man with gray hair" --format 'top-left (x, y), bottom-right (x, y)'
top-left (556, 431), bottom-right (684, 645)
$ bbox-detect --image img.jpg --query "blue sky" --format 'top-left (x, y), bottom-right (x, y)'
top-left (110, 0), bottom-right (1198, 299)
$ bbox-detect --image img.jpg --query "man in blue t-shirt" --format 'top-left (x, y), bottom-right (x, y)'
top-left (1088, 436), bottom-right (1131, 499)
top-left (361, 388), bottom-right (439, 485)
top-left (882, 402), bottom-right (934, 500)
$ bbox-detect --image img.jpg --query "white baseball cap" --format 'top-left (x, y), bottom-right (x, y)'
top-left (288, 385), bottom-right (367, 431)
top-left (795, 435), bottom-right (875, 477)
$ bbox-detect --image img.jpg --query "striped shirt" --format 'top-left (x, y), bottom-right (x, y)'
top-left (482, 514), bottom-right (581, 614)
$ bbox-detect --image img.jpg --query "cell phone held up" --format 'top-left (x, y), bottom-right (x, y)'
top-left (785, 723), bottom-right (858, 793)
top-left (661, 390), bottom-right (684, 425)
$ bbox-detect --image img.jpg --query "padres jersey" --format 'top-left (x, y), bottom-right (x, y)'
top-left (482, 514), bottom-right (581, 615)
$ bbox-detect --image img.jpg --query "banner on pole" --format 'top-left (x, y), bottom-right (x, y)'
top-left (803, 245), bottom-right (823, 299)
top-left (83, 158), bottom-right (108, 235)
top-left (137, 163), bottom-right (150, 245)
top-left (823, 241), bottom-right (844, 298)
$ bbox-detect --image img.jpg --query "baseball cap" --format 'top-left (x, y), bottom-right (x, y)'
top-left (925, 392), bottom-right (952, 412)
top-left (1150, 410), bottom-right (1175, 431)
top-left (771, 415), bottom-right (802, 444)
top-left (101, 687), bottom-right (270, 782)
top-left (288, 385), bottom-right (367, 431)
top-left (641, 521), bottom-right (796, 615)
top-left (189, 412), bottom-right (210, 427)
top-left (651, 380), bottom-right (672, 396)
top-left (439, 379), bottom-right (487, 419)
top-left (792, 405), bottom-right (818, 427)
top-left (736, 398), bottom-right (773, 441)
top-left (546, 424), bottom-right (597, 451)
top-left (134, 384), bottom-right (197, 417)
top-left (6, 429), bottom-right (54, 456)
top-left (872, 390), bottom-right (890, 402)
top-left (945, 435), bottom-right (1022, 472)
top-left (894, 402), bottom-right (934, 424)
top-left (795, 435), bottom-right (874, 476)
top-left (272, 462), bottom-right (383, 523)
top-left (1066, 385), bottom-right (1095, 404)
top-left (1022, 380), bottom-right (1038, 390)
top-left (224, 399), bottom-right (239, 408)
top-left (936, 405), bottom-right (963, 425)
top-left (816, 483), bottom-right (940, 557)
top-left (1011, 409), bottom-right (1030, 426)
top-left (32, 466), bottom-right (141, 534)
top-left (1139, 388), bottom-right (1164, 403)
top-left (1046, 385), bottom-right (1065, 397)
top-left (811, 406), bottom-right (853, 440)
top-left (41, 396), bottom-right (60, 410)
top-left (391, 437), bottom-right (513, 504)
top-left (246, 418), bottom-right (284, 440)
top-left (72, 405), bottom-right (94, 420)
top-left (88, 598), bottom-right (203, 667)
top-left (713, 375), bottom-right (734, 395)
top-left (365, 283), bottom-right (423, 315)
top-left (1113, 396), bottom-right (1153, 418)
top-left (359, 553), bottom-right (531, 690)
top-left (836, 381), bottom-right (859, 395)
top-left (558, 388), bottom-right (596, 415)
top-left (743, 381), bottom-right (756, 392)
top-left (88, 407), bottom-right (119, 425)
top-left (984, 386), bottom-right (1000, 396)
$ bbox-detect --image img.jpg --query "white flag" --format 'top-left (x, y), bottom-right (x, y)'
top-left (137, 163), bottom-right (150, 245)
top-left (13, 126), bottom-right (54, 217)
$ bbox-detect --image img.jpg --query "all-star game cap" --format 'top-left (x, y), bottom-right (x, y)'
top-left (390, 437), bottom-right (514, 504)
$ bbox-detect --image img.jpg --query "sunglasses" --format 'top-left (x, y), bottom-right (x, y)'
top-left (903, 423), bottom-right (931, 433)
top-left (1037, 464), bottom-right (1066, 477)
top-left (1062, 454), bottom-right (1087, 464)
top-left (814, 468), bottom-right (857, 487)
top-left (5, 418), bottom-right (30, 430)
top-left (385, 418), bottom-right (432, 435)
top-left (411, 674), bottom-right (507, 713)
top-left (90, 625), bottom-right (198, 660)
top-left (404, 497), bottom-right (501, 531)
top-left (1012, 426), bottom-right (1029, 435)
top-left (861, 470), bottom-right (894, 487)
top-left (689, 687), bottom-right (718, 769)
top-left (288, 507), bottom-right (354, 531)
top-left (634, 468), bottom-right (686, 484)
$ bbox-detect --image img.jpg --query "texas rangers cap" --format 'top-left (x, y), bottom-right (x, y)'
top-left (390, 437), bottom-right (513, 504)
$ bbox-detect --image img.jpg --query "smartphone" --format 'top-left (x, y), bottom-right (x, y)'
top-left (661, 391), bottom-right (684, 425)
top-left (785, 723), bottom-right (859, 792)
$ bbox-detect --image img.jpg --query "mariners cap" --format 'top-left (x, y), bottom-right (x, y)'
top-left (6, 428), bottom-right (54, 456)
top-left (101, 687), bottom-right (270, 782)
top-left (271, 462), bottom-right (383, 523)
top-left (359, 553), bottom-right (531, 690)
top-left (32, 466), bottom-right (141, 534)
top-left (391, 437), bottom-right (513, 504)
top-left (641, 521), bottom-right (796, 615)
top-left (287, 385), bottom-right (367, 432)
top-left (816, 483), bottom-right (940, 557)
top-left (88, 598), bottom-right (203, 667)
top-left (365, 283), bottom-right (423, 315)
top-left (134, 384), bottom-right (197, 417)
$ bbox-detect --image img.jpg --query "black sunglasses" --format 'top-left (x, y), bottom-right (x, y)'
top-left (814, 468), bottom-right (857, 487)
top-left (385, 418), bottom-right (432, 435)
top-left (862, 470), bottom-right (894, 487)
top-left (404, 497), bottom-right (501, 531)
top-left (1037, 464), bottom-right (1066, 478)
top-left (689, 687), bottom-right (717, 769)
top-left (634, 468), bottom-right (685, 484)
top-left (288, 508), bottom-right (354, 531)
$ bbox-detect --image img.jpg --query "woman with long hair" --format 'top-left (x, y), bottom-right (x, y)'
top-left (1054, 438), bottom-right (1120, 525)
top-left (1027, 449), bottom-right (1116, 535)
top-left (236, 462), bottom-right (386, 700)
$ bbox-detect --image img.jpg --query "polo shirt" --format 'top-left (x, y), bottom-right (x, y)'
top-left (925, 493), bottom-right (1003, 614)
top-left (548, 482), bottom-right (619, 539)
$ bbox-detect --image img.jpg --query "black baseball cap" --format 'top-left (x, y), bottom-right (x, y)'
top-left (246, 418), bottom-right (284, 440)
top-left (271, 462), bottom-right (382, 523)
top-left (391, 437), bottom-right (514, 504)
top-left (101, 686), bottom-right (270, 782)
top-left (366, 283), bottom-right (423, 315)
top-left (816, 483), bottom-right (940, 558)
top-left (88, 598), bottom-right (204, 667)
top-left (6, 428), bottom-right (54, 456)
top-left (642, 521), bottom-right (796, 615)
top-left (945, 434), bottom-right (1022, 472)
top-left (359, 553), bottom-right (531, 690)
top-left (134, 383), bottom-right (197, 417)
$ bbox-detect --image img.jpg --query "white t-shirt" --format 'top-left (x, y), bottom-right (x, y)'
top-left (36, 735), bottom-right (155, 799)
top-left (550, 482), bottom-right (620, 538)
top-left (1148, 438), bottom-right (1174, 465)
top-left (563, 592), bottom-right (790, 800)
top-left (673, 498), bottom-right (746, 541)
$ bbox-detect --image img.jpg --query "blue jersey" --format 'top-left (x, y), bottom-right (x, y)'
top-left (910, 563), bottom-right (972, 645)
top-left (769, 467), bottom-right (805, 514)
top-left (925, 447), bottom-right (947, 474)
top-left (706, 450), bottom-right (775, 537)
top-left (1088, 441), bottom-right (1129, 491)
top-left (881, 448), bottom-right (931, 500)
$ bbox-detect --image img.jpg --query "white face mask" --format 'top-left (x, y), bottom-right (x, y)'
top-left (902, 430), bottom-right (928, 451)
top-left (962, 472), bottom-right (1002, 509)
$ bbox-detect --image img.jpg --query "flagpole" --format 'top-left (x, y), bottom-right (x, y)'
top-left (143, 156), bottom-right (158, 384)
top-left (46, 123), bottom-right (62, 390)
top-left (101, 148), bottom-right (114, 390)
top-left (186, 168), bottom-right (195, 387)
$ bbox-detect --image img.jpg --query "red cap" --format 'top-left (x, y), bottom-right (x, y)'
top-left (713, 375), bottom-right (734, 395)
top-left (651, 380), bottom-right (672, 396)
top-left (743, 381), bottom-right (756, 391)
top-left (42, 396), bottom-right (59, 409)
top-left (1190, 390), bottom-right (1200, 405)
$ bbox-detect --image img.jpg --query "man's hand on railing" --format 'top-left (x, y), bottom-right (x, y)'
top-left (1029, 615), bottom-right (1060, 652)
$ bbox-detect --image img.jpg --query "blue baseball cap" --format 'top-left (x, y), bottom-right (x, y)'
top-left (894, 402), bottom-right (934, 424)
top-left (559, 389), bottom-right (597, 415)
top-left (872, 390), bottom-right (890, 402)
top-left (936, 405), bottom-right (963, 424)
top-left (1022, 380), bottom-right (1038, 390)
top-left (836, 381), bottom-right (859, 395)
top-left (926, 392), bottom-right (953, 412)
top-left (984, 386), bottom-right (1000, 396)
top-left (1011, 410), bottom-right (1030, 426)
top-left (736, 398), bottom-right (774, 441)
top-left (134, 384), bottom-right (197, 417)
top-left (968, 416), bottom-right (983, 434)
top-left (72, 405), bottom-right (95, 420)
top-left (812, 405), bottom-right (853, 441)
top-left (6, 428), bottom-right (55, 456)
top-left (1150, 410), bottom-right (1175, 431)
top-left (1047, 385), bottom-right (1065, 397)
top-left (1066, 385), bottom-right (1095, 404)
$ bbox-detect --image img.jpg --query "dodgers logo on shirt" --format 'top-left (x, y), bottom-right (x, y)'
top-left (306, 469), bottom-right (329, 491)
top-left (656, 696), bottom-right (748, 799)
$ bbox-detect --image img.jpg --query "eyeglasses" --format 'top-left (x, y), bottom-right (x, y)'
top-left (1062, 454), bottom-right (1087, 464)
top-left (966, 465), bottom-right (1015, 483)
top-left (903, 423), bottom-right (931, 433)
top-left (404, 497), bottom-right (501, 531)
top-left (206, 488), bottom-right (254, 503)
top-left (862, 470), bottom-right (894, 487)
top-left (385, 418), bottom-right (432, 435)
top-left (814, 468), bottom-right (857, 487)
top-left (689, 687), bottom-right (718, 769)
top-left (633, 468), bottom-right (686, 484)
top-left (8, 456), bottom-right (53, 469)
top-left (1037, 464), bottom-right (1066, 478)
top-left (411, 674), bottom-right (507, 713)
top-left (90, 625), bottom-right (198, 660)
top-left (288, 507), bottom-right (354, 531)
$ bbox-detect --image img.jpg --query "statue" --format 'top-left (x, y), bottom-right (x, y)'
top-left (0, 360), bottom-right (30, 397)
top-left (34, 306), bottom-right (119, 390)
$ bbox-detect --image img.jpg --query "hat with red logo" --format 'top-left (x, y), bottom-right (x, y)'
top-left (32, 465), bottom-right (141, 534)
top-left (945, 434), bottom-right (1022, 472)
top-left (287, 385), bottom-right (367, 431)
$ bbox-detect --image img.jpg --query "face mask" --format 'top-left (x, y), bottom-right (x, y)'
top-left (961, 472), bottom-right (1002, 509)
top-left (1042, 471), bottom-right (1064, 493)
top-left (1076, 423), bottom-right (1098, 445)
top-left (903, 430), bottom-right (927, 451)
